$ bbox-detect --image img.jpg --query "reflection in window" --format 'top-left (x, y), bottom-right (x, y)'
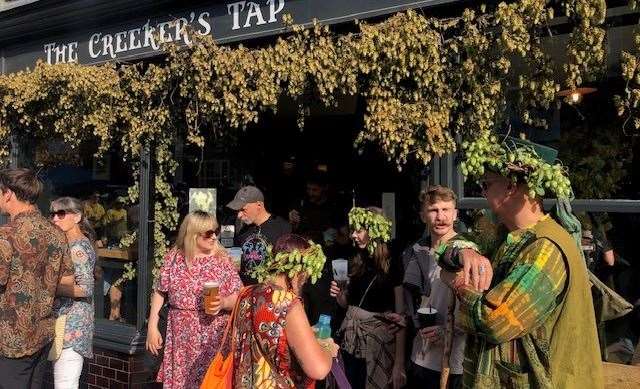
top-left (35, 139), bottom-right (139, 325)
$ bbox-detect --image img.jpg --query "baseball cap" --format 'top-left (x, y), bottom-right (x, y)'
top-left (227, 186), bottom-right (264, 210)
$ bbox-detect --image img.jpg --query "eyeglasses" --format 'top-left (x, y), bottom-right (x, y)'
top-left (199, 229), bottom-right (218, 240)
top-left (49, 210), bottom-right (69, 219)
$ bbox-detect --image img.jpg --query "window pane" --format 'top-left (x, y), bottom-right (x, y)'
top-left (33, 140), bottom-right (139, 326)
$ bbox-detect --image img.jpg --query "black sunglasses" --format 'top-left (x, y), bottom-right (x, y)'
top-left (200, 229), bottom-right (218, 239)
top-left (49, 210), bottom-right (69, 219)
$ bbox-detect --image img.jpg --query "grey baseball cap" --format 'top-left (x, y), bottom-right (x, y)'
top-left (226, 186), bottom-right (264, 210)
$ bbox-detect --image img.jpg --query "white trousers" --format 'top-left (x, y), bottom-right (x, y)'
top-left (53, 348), bottom-right (84, 389)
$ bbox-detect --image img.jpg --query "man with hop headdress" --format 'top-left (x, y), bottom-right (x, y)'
top-left (438, 134), bottom-right (604, 388)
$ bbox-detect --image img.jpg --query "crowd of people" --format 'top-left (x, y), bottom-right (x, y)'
top-left (0, 136), bottom-right (636, 389)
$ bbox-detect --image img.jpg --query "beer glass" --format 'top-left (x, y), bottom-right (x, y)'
top-left (203, 281), bottom-right (220, 315)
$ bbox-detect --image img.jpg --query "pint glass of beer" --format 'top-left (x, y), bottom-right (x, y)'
top-left (203, 281), bottom-right (220, 315)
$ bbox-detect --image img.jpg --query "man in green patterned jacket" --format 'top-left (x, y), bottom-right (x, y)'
top-left (439, 137), bottom-right (604, 388)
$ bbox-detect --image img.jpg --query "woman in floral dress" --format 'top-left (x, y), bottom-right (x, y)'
top-left (50, 197), bottom-right (97, 389)
top-left (232, 233), bottom-right (339, 388)
top-left (146, 211), bottom-right (243, 389)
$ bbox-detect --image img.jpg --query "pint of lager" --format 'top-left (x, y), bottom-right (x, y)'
top-left (203, 281), bottom-right (220, 315)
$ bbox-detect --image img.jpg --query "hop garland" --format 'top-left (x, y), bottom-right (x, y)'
top-left (348, 207), bottom-right (392, 255)
top-left (460, 132), bottom-right (572, 199)
top-left (250, 241), bottom-right (327, 285)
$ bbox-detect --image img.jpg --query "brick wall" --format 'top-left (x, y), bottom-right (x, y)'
top-left (45, 346), bottom-right (160, 389)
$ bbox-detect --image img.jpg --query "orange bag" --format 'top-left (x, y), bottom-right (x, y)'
top-left (200, 352), bottom-right (234, 389)
top-left (200, 287), bottom-right (247, 389)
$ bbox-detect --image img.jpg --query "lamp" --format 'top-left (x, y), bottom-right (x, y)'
top-left (557, 87), bottom-right (597, 104)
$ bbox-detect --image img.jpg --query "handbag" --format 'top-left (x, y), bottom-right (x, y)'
top-left (200, 287), bottom-right (246, 389)
top-left (48, 314), bottom-right (67, 361)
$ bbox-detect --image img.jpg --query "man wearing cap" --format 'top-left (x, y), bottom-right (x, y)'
top-left (439, 135), bottom-right (603, 388)
top-left (227, 186), bottom-right (291, 284)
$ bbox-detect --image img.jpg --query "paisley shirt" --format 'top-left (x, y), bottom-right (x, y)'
top-left (55, 238), bottom-right (95, 358)
top-left (0, 210), bottom-right (74, 358)
top-left (232, 284), bottom-right (314, 389)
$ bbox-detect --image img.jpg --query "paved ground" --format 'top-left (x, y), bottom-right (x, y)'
top-left (603, 362), bottom-right (640, 388)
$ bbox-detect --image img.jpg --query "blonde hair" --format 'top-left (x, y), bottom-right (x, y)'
top-left (175, 210), bottom-right (225, 260)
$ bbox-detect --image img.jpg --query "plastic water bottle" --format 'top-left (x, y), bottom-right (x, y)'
top-left (314, 314), bottom-right (332, 339)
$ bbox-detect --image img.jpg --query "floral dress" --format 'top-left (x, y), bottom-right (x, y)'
top-left (156, 249), bottom-right (243, 389)
top-left (55, 238), bottom-right (96, 358)
top-left (232, 284), bottom-right (314, 389)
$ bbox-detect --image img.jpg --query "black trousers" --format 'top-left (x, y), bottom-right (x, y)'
top-left (342, 352), bottom-right (367, 389)
top-left (406, 362), bottom-right (462, 389)
top-left (0, 342), bottom-right (51, 389)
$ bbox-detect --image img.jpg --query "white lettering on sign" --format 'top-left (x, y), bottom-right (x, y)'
top-left (228, 1), bottom-right (246, 30)
top-left (267, 0), bottom-right (285, 23)
top-left (228, 0), bottom-right (285, 30)
top-left (244, 2), bottom-right (267, 28)
top-left (197, 12), bottom-right (212, 36)
top-left (44, 41), bottom-right (79, 64)
top-left (42, 1), bottom-right (287, 65)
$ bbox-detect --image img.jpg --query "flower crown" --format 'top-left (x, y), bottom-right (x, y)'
top-left (250, 241), bottom-right (326, 284)
top-left (460, 133), bottom-right (572, 199)
top-left (348, 207), bottom-right (392, 255)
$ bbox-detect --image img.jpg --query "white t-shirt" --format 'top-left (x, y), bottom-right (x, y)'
top-left (411, 252), bottom-right (466, 375)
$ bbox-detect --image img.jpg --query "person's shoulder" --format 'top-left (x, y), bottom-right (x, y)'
top-left (73, 238), bottom-right (96, 253)
top-left (266, 215), bottom-right (292, 234)
top-left (30, 214), bottom-right (67, 242)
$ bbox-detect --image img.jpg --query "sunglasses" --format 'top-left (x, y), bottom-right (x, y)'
top-left (199, 229), bottom-right (218, 240)
top-left (476, 179), bottom-right (501, 192)
top-left (49, 210), bottom-right (71, 219)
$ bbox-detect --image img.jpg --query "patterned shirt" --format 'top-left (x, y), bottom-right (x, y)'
top-left (233, 284), bottom-right (313, 389)
top-left (0, 210), bottom-right (74, 358)
top-left (55, 238), bottom-right (95, 358)
top-left (453, 215), bottom-right (569, 388)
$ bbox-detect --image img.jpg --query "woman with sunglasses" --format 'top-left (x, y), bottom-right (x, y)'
top-left (146, 210), bottom-right (242, 389)
top-left (49, 197), bottom-right (97, 389)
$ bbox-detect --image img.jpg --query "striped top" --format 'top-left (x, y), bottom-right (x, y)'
top-left (453, 215), bottom-right (571, 388)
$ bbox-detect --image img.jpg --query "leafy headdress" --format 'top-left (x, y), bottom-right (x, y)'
top-left (460, 133), bottom-right (571, 199)
top-left (348, 207), bottom-right (392, 255)
top-left (460, 132), bottom-right (583, 254)
top-left (250, 240), bottom-right (326, 284)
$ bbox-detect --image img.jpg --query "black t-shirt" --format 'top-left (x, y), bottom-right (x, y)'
top-left (347, 251), bottom-right (403, 313)
top-left (234, 215), bottom-right (291, 285)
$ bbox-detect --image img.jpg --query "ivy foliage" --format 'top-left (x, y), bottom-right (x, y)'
top-left (0, 1), bottom-right (608, 282)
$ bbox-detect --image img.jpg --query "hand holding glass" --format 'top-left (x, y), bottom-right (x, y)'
top-left (332, 259), bottom-right (349, 289)
top-left (203, 281), bottom-right (220, 315)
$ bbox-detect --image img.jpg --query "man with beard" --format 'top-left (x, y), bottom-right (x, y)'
top-left (228, 186), bottom-right (291, 284)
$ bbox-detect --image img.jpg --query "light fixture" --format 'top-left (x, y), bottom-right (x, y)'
top-left (557, 87), bottom-right (597, 104)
